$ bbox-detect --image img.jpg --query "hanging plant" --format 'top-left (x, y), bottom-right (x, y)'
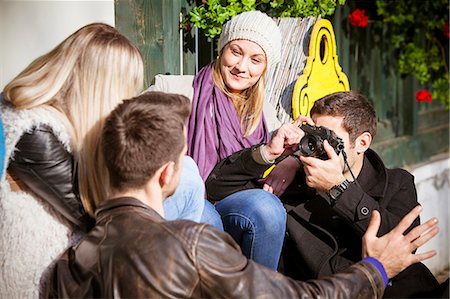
top-left (373, 0), bottom-right (449, 108)
top-left (187, 0), bottom-right (347, 38)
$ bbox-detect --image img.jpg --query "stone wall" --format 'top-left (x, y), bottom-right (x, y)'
top-left (411, 154), bottom-right (450, 277)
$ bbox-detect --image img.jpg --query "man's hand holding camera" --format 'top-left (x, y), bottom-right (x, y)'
top-left (262, 116), bottom-right (349, 195)
top-left (300, 139), bottom-right (347, 192)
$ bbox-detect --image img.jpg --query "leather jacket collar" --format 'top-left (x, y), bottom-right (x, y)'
top-left (95, 197), bottom-right (164, 224)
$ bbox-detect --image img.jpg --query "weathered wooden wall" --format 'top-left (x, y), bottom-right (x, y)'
top-left (115, 0), bottom-right (195, 87)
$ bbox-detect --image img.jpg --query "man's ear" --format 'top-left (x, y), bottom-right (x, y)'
top-left (355, 132), bottom-right (372, 154)
top-left (159, 161), bottom-right (175, 188)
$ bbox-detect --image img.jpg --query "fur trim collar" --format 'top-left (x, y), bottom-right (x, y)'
top-left (0, 97), bottom-right (72, 178)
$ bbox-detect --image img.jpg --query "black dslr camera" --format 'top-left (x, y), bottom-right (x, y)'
top-left (299, 124), bottom-right (345, 160)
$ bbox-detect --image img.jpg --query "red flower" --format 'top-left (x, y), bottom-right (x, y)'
top-left (349, 9), bottom-right (369, 27)
top-left (443, 22), bottom-right (449, 39)
top-left (416, 90), bottom-right (432, 103)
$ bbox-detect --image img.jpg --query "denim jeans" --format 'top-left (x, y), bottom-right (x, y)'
top-left (215, 189), bottom-right (286, 271)
top-left (201, 200), bottom-right (224, 231)
top-left (163, 156), bottom-right (205, 222)
top-left (164, 156), bottom-right (224, 231)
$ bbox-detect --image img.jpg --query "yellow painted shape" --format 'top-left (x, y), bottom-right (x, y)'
top-left (292, 19), bottom-right (350, 118)
top-left (263, 164), bottom-right (275, 179)
top-left (264, 19), bottom-right (349, 179)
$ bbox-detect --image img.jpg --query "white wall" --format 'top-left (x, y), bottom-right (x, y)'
top-left (0, 0), bottom-right (115, 90)
top-left (412, 155), bottom-right (450, 277)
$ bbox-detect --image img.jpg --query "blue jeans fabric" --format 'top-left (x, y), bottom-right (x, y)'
top-left (201, 200), bottom-right (224, 231)
top-left (163, 156), bottom-right (205, 222)
top-left (215, 189), bottom-right (286, 271)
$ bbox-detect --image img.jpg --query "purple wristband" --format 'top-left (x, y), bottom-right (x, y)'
top-left (363, 256), bottom-right (389, 288)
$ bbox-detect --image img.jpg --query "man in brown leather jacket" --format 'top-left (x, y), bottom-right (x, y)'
top-left (46, 91), bottom-right (438, 298)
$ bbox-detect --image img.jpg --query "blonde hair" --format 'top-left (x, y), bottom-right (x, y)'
top-left (3, 23), bottom-right (144, 216)
top-left (212, 52), bottom-right (266, 137)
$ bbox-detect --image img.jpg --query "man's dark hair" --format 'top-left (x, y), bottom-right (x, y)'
top-left (310, 91), bottom-right (377, 143)
top-left (101, 91), bottom-right (191, 192)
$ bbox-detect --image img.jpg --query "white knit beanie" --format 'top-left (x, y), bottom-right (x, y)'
top-left (218, 11), bottom-right (281, 67)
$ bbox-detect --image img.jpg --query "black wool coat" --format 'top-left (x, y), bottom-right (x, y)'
top-left (206, 147), bottom-right (439, 298)
top-left (281, 149), bottom-right (438, 298)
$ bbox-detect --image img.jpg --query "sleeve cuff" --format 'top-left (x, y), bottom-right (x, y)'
top-left (363, 256), bottom-right (388, 288)
top-left (251, 145), bottom-right (274, 166)
top-left (259, 145), bottom-right (275, 164)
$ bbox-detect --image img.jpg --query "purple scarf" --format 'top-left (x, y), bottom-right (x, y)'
top-left (187, 64), bottom-right (269, 181)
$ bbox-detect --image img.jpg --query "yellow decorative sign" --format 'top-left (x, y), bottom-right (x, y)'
top-left (264, 19), bottom-right (349, 179)
top-left (292, 19), bottom-right (350, 118)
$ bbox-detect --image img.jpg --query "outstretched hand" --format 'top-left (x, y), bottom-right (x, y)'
top-left (362, 205), bottom-right (439, 278)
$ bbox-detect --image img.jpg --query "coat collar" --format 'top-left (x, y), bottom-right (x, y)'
top-left (95, 197), bottom-right (165, 223)
top-left (356, 148), bottom-right (388, 199)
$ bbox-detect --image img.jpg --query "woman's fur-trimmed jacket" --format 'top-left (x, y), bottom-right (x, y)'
top-left (0, 98), bottom-right (92, 298)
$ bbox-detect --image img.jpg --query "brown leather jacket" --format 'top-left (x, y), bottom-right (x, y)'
top-left (46, 197), bottom-right (384, 298)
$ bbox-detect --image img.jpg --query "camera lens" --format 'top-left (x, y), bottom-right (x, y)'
top-left (299, 135), bottom-right (322, 157)
top-left (307, 139), bottom-right (316, 152)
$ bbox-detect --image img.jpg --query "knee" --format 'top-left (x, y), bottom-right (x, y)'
top-left (216, 189), bottom-right (286, 234)
top-left (179, 157), bottom-right (204, 194)
top-left (201, 201), bottom-right (224, 231)
top-left (251, 191), bottom-right (286, 228)
top-left (182, 156), bottom-right (201, 176)
top-left (225, 190), bottom-right (286, 235)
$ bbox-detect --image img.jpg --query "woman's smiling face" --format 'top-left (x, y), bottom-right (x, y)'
top-left (219, 40), bottom-right (267, 93)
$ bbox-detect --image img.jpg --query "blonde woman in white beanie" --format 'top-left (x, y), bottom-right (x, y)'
top-left (186, 10), bottom-right (286, 271)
